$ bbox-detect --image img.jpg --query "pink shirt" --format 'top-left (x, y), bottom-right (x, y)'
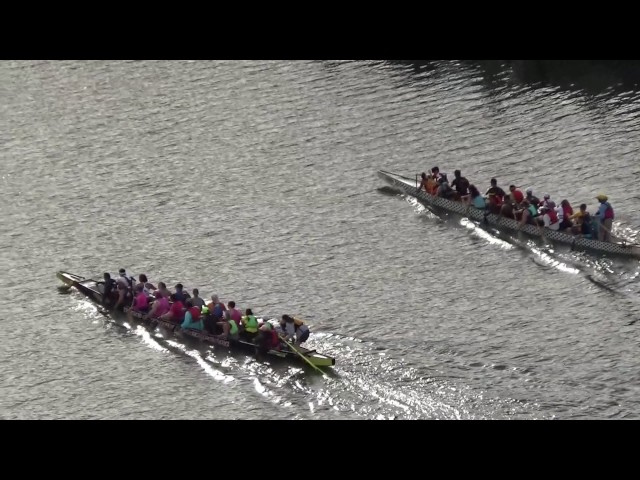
top-left (134, 292), bottom-right (149, 310)
top-left (152, 297), bottom-right (170, 318)
top-left (228, 308), bottom-right (242, 323)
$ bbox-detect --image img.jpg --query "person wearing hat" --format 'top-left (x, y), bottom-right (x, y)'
top-left (594, 194), bottom-right (614, 242)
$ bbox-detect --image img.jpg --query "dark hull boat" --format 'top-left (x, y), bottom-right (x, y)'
top-left (378, 170), bottom-right (640, 260)
top-left (57, 271), bottom-right (335, 368)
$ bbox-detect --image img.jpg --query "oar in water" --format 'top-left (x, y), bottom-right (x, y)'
top-left (278, 334), bottom-right (325, 374)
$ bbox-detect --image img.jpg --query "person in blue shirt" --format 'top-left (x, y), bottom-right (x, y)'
top-left (594, 194), bottom-right (614, 242)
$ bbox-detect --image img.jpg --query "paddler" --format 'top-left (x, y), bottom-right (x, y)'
top-left (240, 308), bottom-right (259, 340)
top-left (190, 288), bottom-right (205, 309)
top-left (594, 194), bottom-right (615, 242)
top-left (102, 272), bottom-right (117, 308)
top-left (280, 315), bottom-right (310, 346)
top-left (181, 299), bottom-right (203, 331)
top-left (257, 321), bottom-right (281, 353)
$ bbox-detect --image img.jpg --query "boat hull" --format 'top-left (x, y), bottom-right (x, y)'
top-left (378, 170), bottom-right (640, 259)
top-left (127, 309), bottom-right (335, 367)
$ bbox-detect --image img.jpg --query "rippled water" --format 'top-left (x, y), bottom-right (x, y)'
top-left (1, 60), bottom-right (639, 419)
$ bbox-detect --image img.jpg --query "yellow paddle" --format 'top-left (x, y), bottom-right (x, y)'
top-left (278, 334), bottom-right (325, 374)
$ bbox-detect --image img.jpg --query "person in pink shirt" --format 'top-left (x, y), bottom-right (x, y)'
top-left (131, 285), bottom-right (149, 313)
top-left (226, 301), bottom-right (242, 324)
top-left (148, 291), bottom-right (170, 318)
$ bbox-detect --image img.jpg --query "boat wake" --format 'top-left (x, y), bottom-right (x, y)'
top-left (399, 189), bottom-right (640, 283)
top-left (287, 333), bottom-right (549, 419)
top-left (64, 290), bottom-right (545, 419)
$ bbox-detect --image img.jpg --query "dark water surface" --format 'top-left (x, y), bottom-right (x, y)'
top-left (1, 60), bottom-right (639, 419)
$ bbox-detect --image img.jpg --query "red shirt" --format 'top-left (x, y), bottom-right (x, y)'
top-left (563, 205), bottom-right (573, 218)
top-left (512, 189), bottom-right (524, 204)
top-left (170, 301), bottom-right (184, 321)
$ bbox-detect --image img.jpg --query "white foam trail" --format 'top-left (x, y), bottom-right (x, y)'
top-left (135, 325), bottom-right (168, 353)
top-left (530, 246), bottom-right (580, 274)
top-left (460, 218), bottom-right (514, 249)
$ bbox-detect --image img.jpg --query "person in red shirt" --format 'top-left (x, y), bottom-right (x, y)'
top-left (509, 185), bottom-right (524, 205)
top-left (161, 294), bottom-right (185, 324)
top-left (559, 199), bottom-right (574, 230)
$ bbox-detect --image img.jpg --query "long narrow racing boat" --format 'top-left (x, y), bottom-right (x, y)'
top-left (57, 271), bottom-right (335, 368)
top-left (378, 170), bottom-right (640, 259)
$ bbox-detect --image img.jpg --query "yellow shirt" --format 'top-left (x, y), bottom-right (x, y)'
top-left (569, 211), bottom-right (585, 222)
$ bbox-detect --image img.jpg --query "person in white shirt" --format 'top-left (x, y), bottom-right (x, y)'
top-left (539, 206), bottom-right (560, 231)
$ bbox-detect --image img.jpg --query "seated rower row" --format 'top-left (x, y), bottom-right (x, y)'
top-left (102, 269), bottom-right (313, 348)
top-left (418, 167), bottom-right (616, 242)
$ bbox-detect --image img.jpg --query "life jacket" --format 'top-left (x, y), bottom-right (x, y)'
top-left (228, 319), bottom-right (239, 335)
top-left (426, 178), bottom-right (438, 195)
top-left (242, 315), bottom-right (258, 333)
top-left (188, 306), bottom-right (201, 320)
top-left (488, 193), bottom-right (503, 207)
top-left (582, 214), bottom-right (593, 235)
top-left (547, 209), bottom-right (558, 224)
top-left (104, 278), bottom-right (116, 293)
top-left (527, 205), bottom-right (538, 218)
top-left (119, 274), bottom-right (134, 296)
top-left (603, 202), bottom-right (614, 220)
top-left (209, 302), bottom-right (225, 319)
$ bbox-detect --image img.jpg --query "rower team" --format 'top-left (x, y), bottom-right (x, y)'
top-left (418, 167), bottom-right (615, 242)
top-left (101, 269), bottom-right (310, 353)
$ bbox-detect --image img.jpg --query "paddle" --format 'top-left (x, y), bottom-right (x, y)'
top-left (596, 220), bottom-right (614, 241)
top-left (537, 220), bottom-right (548, 244)
top-left (278, 334), bottom-right (325, 374)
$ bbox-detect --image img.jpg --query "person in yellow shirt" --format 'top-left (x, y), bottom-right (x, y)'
top-left (570, 203), bottom-right (592, 237)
